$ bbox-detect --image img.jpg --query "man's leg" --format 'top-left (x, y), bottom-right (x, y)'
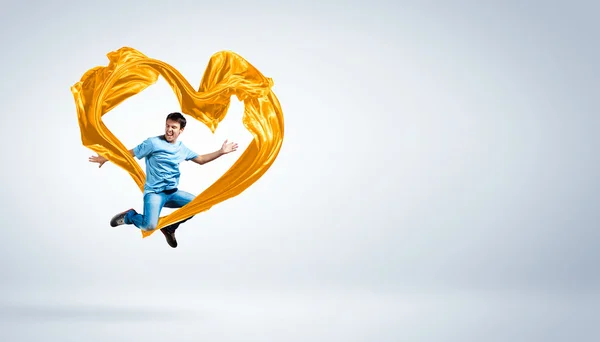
top-left (122, 192), bottom-right (166, 231)
top-left (164, 190), bottom-right (196, 231)
top-left (159, 190), bottom-right (196, 247)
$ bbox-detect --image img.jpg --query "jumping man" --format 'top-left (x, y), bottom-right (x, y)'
top-left (88, 112), bottom-right (238, 248)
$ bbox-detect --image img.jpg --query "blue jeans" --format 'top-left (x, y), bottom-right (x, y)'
top-left (124, 189), bottom-right (195, 232)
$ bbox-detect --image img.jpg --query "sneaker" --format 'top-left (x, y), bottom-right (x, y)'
top-left (161, 228), bottom-right (178, 248)
top-left (110, 208), bottom-right (134, 227)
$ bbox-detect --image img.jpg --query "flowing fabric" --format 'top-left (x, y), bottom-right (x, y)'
top-left (70, 47), bottom-right (284, 238)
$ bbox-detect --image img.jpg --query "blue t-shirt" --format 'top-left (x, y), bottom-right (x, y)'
top-left (133, 135), bottom-right (199, 194)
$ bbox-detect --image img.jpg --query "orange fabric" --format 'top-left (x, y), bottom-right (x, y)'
top-left (71, 47), bottom-right (284, 237)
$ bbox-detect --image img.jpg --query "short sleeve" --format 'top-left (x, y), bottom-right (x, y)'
top-left (133, 138), bottom-right (154, 159)
top-left (183, 145), bottom-right (198, 161)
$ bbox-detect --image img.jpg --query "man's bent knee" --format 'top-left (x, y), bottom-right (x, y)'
top-left (139, 220), bottom-right (158, 231)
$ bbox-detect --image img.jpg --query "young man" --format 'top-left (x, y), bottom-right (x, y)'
top-left (88, 112), bottom-right (238, 248)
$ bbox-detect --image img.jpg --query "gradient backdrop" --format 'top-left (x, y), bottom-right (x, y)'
top-left (0, 0), bottom-right (598, 341)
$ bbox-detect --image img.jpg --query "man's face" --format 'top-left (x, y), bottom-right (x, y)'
top-left (164, 119), bottom-right (183, 142)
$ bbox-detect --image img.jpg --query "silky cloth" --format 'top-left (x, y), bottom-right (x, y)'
top-left (70, 47), bottom-right (284, 238)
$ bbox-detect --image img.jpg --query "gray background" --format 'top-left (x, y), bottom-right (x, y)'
top-left (0, 0), bottom-right (598, 341)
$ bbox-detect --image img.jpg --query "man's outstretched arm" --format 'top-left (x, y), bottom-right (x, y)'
top-left (192, 140), bottom-right (238, 165)
top-left (89, 149), bottom-right (135, 168)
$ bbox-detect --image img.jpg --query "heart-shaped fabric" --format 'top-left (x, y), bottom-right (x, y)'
top-left (70, 47), bottom-right (284, 238)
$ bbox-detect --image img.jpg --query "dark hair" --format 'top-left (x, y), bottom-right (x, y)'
top-left (166, 112), bottom-right (186, 129)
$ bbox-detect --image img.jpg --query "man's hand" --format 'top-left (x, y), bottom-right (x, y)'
top-left (220, 139), bottom-right (238, 154)
top-left (192, 140), bottom-right (239, 165)
top-left (89, 154), bottom-right (108, 168)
